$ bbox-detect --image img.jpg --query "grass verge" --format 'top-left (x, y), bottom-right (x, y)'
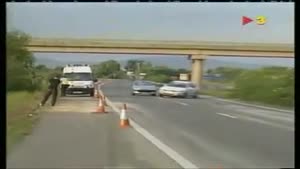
top-left (200, 79), bottom-right (294, 110)
top-left (7, 91), bottom-right (44, 153)
top-left (199, 88), bottom-right (294, 111)
top-left (200, 89), bottom-right (232, 98)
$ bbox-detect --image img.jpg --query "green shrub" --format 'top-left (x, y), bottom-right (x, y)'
top-left (231, 67), bottom-right (294, 107)
top-left (145, 74), bottom-right (171, 83)
top-left (6, 31), bottom-right (59, 92)
top-left (208, 67), bottom-right (246, 82)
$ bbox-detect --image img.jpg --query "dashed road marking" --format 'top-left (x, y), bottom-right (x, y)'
top-left (217, 113), bottom-right (237, 119)
top-left (237, 115), bottom-right (294, 131)
top-left (157, 97), bottom-right (189, 106)
top-left (176, 102), bottom-right (188, 106)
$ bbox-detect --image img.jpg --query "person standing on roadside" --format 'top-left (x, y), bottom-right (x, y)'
top-left (39, 73), bottom-right (61, 106)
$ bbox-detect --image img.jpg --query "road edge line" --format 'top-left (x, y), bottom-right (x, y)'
top-left (216, 113), bottom-right (237, 119)
top-left (100, 91), bottom-right (198, 169)
top-left (199, 95), bottom-right (294, 113)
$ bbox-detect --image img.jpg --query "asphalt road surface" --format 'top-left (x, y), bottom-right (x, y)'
top-left (100, 79), bottom-right (294, 169)
top-left (7, 95), bottom-right (181, 168)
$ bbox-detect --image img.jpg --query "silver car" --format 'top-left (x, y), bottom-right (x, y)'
top-left (158, 81), bottom-right (199, 98)
top-left (131, 80), bottom-right (157, 96)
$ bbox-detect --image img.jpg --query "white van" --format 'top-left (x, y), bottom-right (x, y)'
top-left (60, 64), bottom-right (97, 97)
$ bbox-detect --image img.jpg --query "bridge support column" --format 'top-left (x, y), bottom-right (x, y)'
top-left (191, 55), bottom-right (206, 87)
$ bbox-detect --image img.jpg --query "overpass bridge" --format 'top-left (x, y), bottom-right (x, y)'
top-left (26, 37), bottom-right (294, 87)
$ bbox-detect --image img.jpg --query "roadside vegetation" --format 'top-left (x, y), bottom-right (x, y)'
top-left (201, 66), bottom-right (294, 108)
top-left (91, 60), bottom-right (127, 79)
top-left (123, 59), bottom-right (189, 83)
top-left (7, 31), bottom-right (59, 152)
top-left (92, 59), bottom-right (189, 83)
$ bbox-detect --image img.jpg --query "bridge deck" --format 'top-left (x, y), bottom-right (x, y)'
top-left (28, 38), bottom-right (294, 52)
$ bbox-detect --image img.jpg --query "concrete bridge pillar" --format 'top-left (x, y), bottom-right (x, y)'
top-left (190, 55), bottom-right (206, 87)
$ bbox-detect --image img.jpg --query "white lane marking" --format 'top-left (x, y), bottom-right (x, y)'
top-left (129, 121), bottom-right (198, 169)
top-left (237, 115), bottom-right (294, 132)
top-left (199, 94), bottom-right (294, 113)
top-left (229, 106), bottom-right (294, 122)
top-left (104, 94), bottom-right (199, 169)
top-left (217, 113), bottom-right (237, 119)
top-left (157, 97), bottom-right (188, 106)
top-left (176, 102), bottom-right (188, 106)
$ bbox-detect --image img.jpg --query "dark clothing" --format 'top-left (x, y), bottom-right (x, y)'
top-left (41, 77), bottom-right (61, 106)
top-left (48, 77), bottom-right (61, 90)
top-left (41, 88), bottom-right (58, 106)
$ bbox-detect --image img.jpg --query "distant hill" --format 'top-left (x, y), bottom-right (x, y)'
top-left (34, 57), bottom-right (62, 68)
top-left (34, 55), bottom-right (292, 70)
top-left (118, 56), bottom-right (264, 70)
top-left (34, 57), bottom-right (108, 68)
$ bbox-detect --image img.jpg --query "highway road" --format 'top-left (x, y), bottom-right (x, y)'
top-left (7, 95), bottom-right (180, 168)
top-left (101, 79), bottom-right (294, 169)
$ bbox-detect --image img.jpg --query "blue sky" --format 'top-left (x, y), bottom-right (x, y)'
top-left (6, 2), bottom-right (294, 66)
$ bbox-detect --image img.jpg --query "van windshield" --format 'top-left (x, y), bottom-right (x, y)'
top-left (64, 73), bottom-right (93, 81)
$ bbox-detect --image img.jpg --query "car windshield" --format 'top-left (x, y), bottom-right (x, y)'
top-left (64, 73), bottom-right (92, 81)
top-left (167, 82), bottom-right (187, 88)
top-left (134, 81), bottom-right (154, 86)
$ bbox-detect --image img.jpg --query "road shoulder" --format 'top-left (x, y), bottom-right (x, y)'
top-left (7, 96), bottom-right (180, 168)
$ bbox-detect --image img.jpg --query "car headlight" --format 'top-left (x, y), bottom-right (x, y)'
top-left (159, 88), bottom-right (165, 92)
top-left (88, 84), bottom-right (94, 88)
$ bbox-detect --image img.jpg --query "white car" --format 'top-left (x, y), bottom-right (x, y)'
top-left (158, 81), bottom-right (199, 98)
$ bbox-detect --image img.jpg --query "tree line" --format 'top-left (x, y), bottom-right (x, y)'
top-left (7, 31), bottom-right (59, 92)
top-left (92, 59), bottom-right (189, 83)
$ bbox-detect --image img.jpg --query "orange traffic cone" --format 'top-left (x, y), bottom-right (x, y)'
top-left (96, 97), bottom-right (106, 113)
top-left (120, 104), bottom-right (130, 128)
